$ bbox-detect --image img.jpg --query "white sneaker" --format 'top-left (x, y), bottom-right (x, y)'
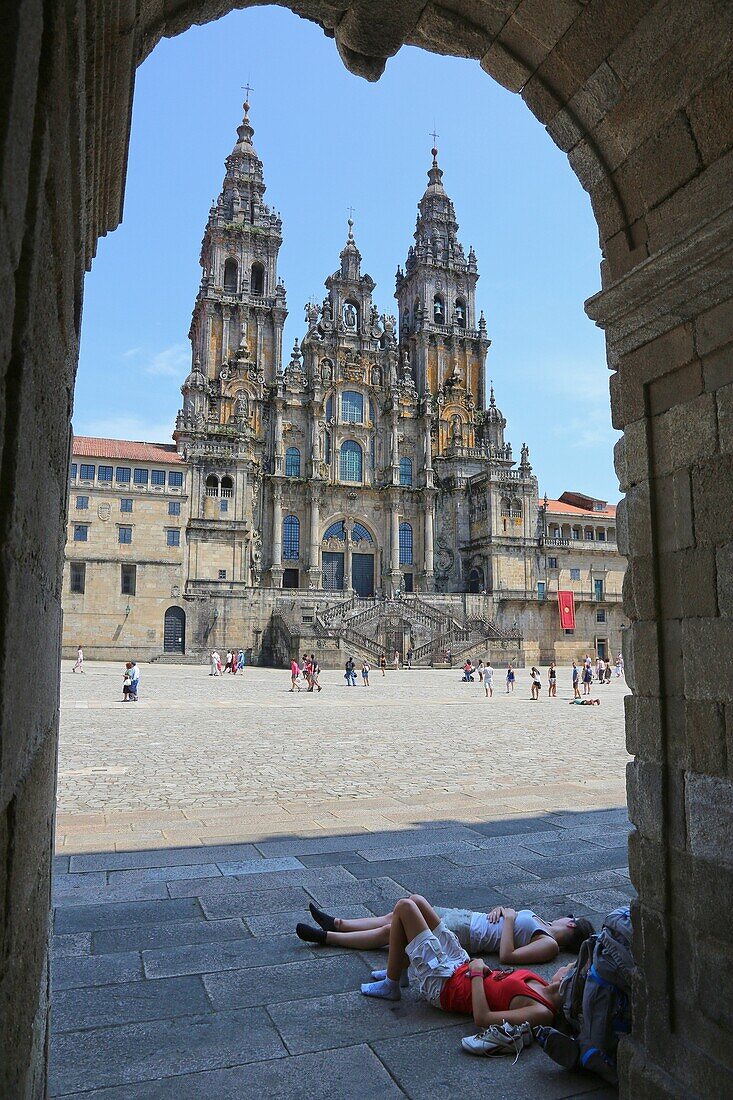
top-left (461, 1021), bottom-right (533, 1062)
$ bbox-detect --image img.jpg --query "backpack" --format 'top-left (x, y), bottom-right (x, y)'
top-left (536, 906), bottom-right (633, 1085)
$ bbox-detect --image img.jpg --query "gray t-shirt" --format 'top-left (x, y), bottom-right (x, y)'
top-left (468, 908), bottom-right (549, 954)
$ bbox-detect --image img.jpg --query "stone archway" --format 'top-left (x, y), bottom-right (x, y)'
top-left (2, 3), bottom-right (732, 1096)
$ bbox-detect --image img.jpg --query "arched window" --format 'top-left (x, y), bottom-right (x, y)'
top-left (339, 440), bottom-right (362, 482)
top-left (283, 515), bottom-right (300, 560)
top-left (285, 447), bottom-right (301, 477)
top-left (399, 522), bottom-right (413, 565)
top-left (399, 457), bottom-right (413, 486)
top-left (433, 294), bottom-right (444, 323)
top-left (250, 261), bottom-right (264, 295)
top-left (206, 474), bottom-right (219, 497)
top-left (341, 391), bottom-right (364, 423)
top-left (352, 522), bottom-right (373, 543)
top-left (455, 298), bottom-right (466, 327)
top-left (510, 498), bottom-right (522, 518)
top-left (323, 520), bottom-right (345, 541)
top-left (500, 497), bottom-right (510, 516)
top-left (220, 476), bottom-right (233, 499)
top-left (223, 258), bottom-right (238, 292)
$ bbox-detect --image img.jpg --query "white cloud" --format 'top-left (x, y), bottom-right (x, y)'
top-left (142, 342), bottom-right (190, 377)
top-left (121, 347), bottom-right (143, 359)
top-left (75, 415), bottom-right (175, 444)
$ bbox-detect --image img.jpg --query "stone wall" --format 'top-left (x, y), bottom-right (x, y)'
top-left (1, 0), bottom-right (732, 1094)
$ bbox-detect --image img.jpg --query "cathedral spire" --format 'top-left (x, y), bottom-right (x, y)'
top-left (339, 215), bottom-right (361, 281)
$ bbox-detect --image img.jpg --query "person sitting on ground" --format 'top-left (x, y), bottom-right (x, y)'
top-left (356, 894), bottom-right (572, 1042)
top-left (297, 900), bottom-right (592, 964)
top-left (569, 697), bottom-right (601, 705)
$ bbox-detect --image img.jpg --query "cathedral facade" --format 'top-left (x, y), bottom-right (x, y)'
top-left (62, 102), bottom-right (625, 666)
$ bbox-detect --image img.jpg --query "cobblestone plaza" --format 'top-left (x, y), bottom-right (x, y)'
top-left (52, 662), bottom-right (631, 1096)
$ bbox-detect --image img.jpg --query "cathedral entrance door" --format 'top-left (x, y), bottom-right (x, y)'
top-left (322, 552), bottom-right (344, 591)
top-left (352, 554), bottom-right (374, 598)
top-left (163, 606), bottom-right (185, 654)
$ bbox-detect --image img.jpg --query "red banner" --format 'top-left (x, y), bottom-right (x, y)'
top-left (558, 590), bottom-right (576, 630)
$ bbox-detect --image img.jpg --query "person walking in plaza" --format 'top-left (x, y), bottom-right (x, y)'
top-left (210, 650), bottom-right (220, 676)
top-left (506, 663), bottom-right (515, 693)
top-left (129, 660), bottom-right (140, 701)
top-left (289, 657), bottom-right (301, 692)
top-left (122, 662), bottom-right (133, 701)
top-left (483, 661), bottom-right (494, 698)
top-left (309, 655), bottom-right (322, 693)
top-left (406, 646), bottom-right (414, 669)
top-left (595, 655), bottom-right (604, 682)
top-left (345, 656), bottom-right (357, 686)
top-left (72, 644), bottom-right (85, 673)
top-left (476, 659), bottom-right (484, 684)
top-left (604, 657), bottom-right (612, 684)
top-left (615, 652), bottom-right (624, 678)
top-left (548, 662), bottom-right (557, 697)
top-left (361, 659), bottom-right (370, 687)
top-left (379, 653), bottom-right (386, 676)
top-left (392, 649), bottom-right (400, 671)
top-left (237, 648), bottom-right (245, 671)
top-left (582, 661), bottom-right (593, 696)
top-left (224, 649), bottom-right (233, 673)
top-left (572, 661), bottom-right (580, 699)
top-left (530, 666), bottom-right (541, 700)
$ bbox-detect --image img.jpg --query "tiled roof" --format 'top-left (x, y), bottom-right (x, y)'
top-left (543, 498), bottom-right (617, 518)
top-left (72, 436), bottom-right (184, 464)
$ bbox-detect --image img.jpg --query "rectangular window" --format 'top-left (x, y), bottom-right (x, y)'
top-left (537, 582), bottom-right (546, 601)
top-left (73, 524), bottom-right (88, 542)
top-left (70, 463), bottom-right (77, 479)
top-left (133, 468), bottom-right (148, 485)
top-left (218, 569), bottom-right (227, 579)
top-left (98, 465), bottom-right (113, 482)
top-left (166, 529), bottom-right (180, 547)
top-left (151, 469), bottom-right (166, 486)
top-left (596, 609), bottom-right (606, 623)
top-left (168, 501), bottom-right (181, 516)
top-left (118, 525), bottom-right (132, 544)
top-left (168, 470), bottom-right (184, 487)
top-left (564, 628), bottom-right (575, 635)
top-left (597, 531), bottom-right (606, 542)
top-left (570, 568), bottom-right (581, 581)
top-left (70, 562), bottom-right (86, 594)
top-left (399, 457), bottom-right (413, 486)
top-left (116, 467), bottom-right (131, 483)
top-left (547, 556), bottom-right (558, 569)
top-left (79, 464), bottom-right (95, 480)
top-left (121, 563), bottom-right (136, 596)
top-left (594, 579), bottom-right (604, 601)
top-left (220, 499), bottom-right (228, 513)
top-left (76, 495), bottom-right (89, 510)
top-left (120, 498), bottom-right (133, 513)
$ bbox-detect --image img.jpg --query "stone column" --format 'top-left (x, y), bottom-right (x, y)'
top-left (423, 413), bottom-right (434, 488)
top-left (270, 482), bottom-right (283, 588)
top-left (423, 494), bottom-right (435, 592)
top-left (390, 408), bottom-right (400, 486)
top-left (222, 306), bottom-right (231, 361)
top-left (273, 399), bottom-right (284, 475)
top-left (307, 486), bottom-right (321, 589)
top-left (344, 518), bottom-right (353, 592)
top-left (388, 493), bottom-right (401, 595)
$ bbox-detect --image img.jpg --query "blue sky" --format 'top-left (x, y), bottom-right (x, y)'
top-left (75, 5), bottom-right (620, 502)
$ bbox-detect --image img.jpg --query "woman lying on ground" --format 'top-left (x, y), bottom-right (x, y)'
top-left (358, 894), bottom-right (572, 1054)
top-left (297, 900), bottom-right (592, 965)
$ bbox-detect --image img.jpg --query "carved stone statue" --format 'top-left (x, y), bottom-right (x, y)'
top-left (451, 414), bottom-right (463, 446)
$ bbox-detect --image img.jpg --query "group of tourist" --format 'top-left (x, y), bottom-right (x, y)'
top-left (121, 660), bottom-right (139, 701)
top-left (209, 649), bottom-right (246, 676)
top-left (289, 653), bottom-right (323, 692)
top-left (296, 895), bottom-right (594, 1057)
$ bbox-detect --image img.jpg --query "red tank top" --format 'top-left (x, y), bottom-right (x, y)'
top-left (439, 964), bottom-right (556, 1017)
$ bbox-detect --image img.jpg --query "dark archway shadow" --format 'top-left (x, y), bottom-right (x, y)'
top-left (50, 807), bottom-right (631, 1096)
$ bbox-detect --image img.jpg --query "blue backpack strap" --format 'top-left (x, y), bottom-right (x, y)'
top-left (581, 1046), bottom-right (616, 1069)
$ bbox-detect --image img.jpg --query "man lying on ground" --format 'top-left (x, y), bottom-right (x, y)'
top-left (569, 697), bottom-right (601, 705)
top-left (297, 900), bottom-right (593, 964)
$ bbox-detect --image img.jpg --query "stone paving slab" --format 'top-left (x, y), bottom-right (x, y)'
top-left (52, 974), bottom-right (211, 1032)
top-left (52, 664), bottom-right (631, 1097)
top-left (49, 1007), bottom-right (286, 1095)
top-left (92, 917), bottom-right (250, 954)
top-left (66, 1045), bottom-right (406, 1099)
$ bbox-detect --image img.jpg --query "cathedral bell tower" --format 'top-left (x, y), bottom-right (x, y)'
top-left (175, 98), bottom-right (287, 586)
top-left (395, 146), bottom-right (490, 462)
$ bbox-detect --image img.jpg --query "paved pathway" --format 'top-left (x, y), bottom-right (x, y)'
top-left (52, 663), bottom-right (631, 1097)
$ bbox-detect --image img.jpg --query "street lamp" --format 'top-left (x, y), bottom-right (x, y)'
top-left (124, 602), bottom-right (131, 617)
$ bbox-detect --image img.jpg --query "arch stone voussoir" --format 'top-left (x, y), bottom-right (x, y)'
top-left (1, 0), bottom-right (732, 1095)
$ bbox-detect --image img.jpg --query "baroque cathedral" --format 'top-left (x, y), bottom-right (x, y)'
top-left (63, 100), bottom-right (625, 666)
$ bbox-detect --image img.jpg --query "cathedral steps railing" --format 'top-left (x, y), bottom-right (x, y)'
top-left (465, 615), bottom-right (522, 643)
top-left (340, 624), bottom-right (384, 663)
top-left (318, 596), bottom-right (360, 626)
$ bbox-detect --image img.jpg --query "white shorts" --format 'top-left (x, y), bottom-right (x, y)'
top-left (405, 922), bottom-right (469, 1008)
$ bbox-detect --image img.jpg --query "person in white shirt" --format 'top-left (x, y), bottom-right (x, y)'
top-left (296, 900), bottom-right (593, 964)
top-left (72, 645), bottom-right (84, 673)
top-left (483, 662), bottom-right (494, 697)
top-left (129, 661), bottom-right (140, 702)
